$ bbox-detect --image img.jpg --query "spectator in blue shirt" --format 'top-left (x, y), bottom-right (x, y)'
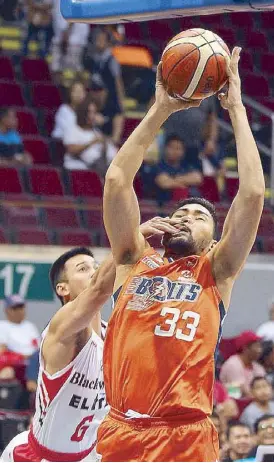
top-left (0, 108), bottom-right (32, 166)
top-left (154, 134), bottom-right (203, 204)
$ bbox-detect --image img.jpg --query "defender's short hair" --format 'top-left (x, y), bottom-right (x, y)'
top-left (49, 247), bottom-right (94, 303)
top-left (170, 197), bottom-right (218, 239)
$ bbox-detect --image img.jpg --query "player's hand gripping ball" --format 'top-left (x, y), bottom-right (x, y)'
top-left (161, 28), bottom-right (231, 101)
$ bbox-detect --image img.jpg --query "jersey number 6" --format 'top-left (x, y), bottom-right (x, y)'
top-left (154, 307), bottom-right (200, 341)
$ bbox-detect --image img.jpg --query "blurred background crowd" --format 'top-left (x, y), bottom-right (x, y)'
top-left (1, 0), bottom-right (274, 460)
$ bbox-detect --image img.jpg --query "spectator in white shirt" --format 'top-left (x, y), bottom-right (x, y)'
top-left (257, 301), bottom-right (274, 342)
top-left (0, 295), bottom-right (40, 357)
top-left (63, 99), bottom-right (117, 172)
top-left (52, 80), bottom-right (87, 141)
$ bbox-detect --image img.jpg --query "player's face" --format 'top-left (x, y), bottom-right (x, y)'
top-left (165, 140), bottom-right (185, 163)
top-left (163, 204), bottom-right (215, 257)
top-left (228, 427), bottom-right (252, 457)
top-left (64, 254), bottom-right (97, 300)
top-left (257, 417), bottom-right (274, 445)
top-left (252, 379), bottom-right (272, 402)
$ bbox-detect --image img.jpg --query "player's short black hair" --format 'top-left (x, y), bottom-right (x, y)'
top-left (49, 247), bottom-right (94, 304)
top-left (170, 197), bottom-right (218, 239)
top-left (226, 421), bottom-right (251, 440)
top-left (164, 133), bottom-right (185, 147)
top-left (250, 375), bottom-right (269, 389)
top-left (254, 414), bottom-right (274, 434)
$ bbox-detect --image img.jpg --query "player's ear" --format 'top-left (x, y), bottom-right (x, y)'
top-left (56, 282), bottom-right (69, 299)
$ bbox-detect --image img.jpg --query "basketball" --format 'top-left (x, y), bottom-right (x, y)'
top-left (161, 28), bottom-right (231, 101)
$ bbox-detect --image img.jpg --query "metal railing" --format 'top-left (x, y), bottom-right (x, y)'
top-left (218, 95), bottom-right (274, 206)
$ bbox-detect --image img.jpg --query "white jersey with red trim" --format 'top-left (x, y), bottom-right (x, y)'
top-left (32, 321), bottom-right (109, 456)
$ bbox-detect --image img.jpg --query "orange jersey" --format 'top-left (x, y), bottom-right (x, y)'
top-left (103, 246), bottom-right (226, 418)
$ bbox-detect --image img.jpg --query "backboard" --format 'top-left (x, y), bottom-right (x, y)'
top-left (61, 0), bottom-right (274, 24)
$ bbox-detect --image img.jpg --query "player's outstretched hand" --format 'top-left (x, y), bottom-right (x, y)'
top-left (155, 62), bottom-right (202, 114)
top-left (140, 217), bottom-right (178, 239)
top-left (218, 47), bottom-right (243, 111)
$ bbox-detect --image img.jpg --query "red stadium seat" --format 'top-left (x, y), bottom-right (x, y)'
top-left (225, 177), bottom-right (239, 201)
top-left (230, 12), bottom-right (254, 29)
top-left (200, 176), bottom-right (220, 203)
top-left (213, 27), bottom-right (236, 48)
top-left (134, 175), bottom-right (144, 199)
top-left (239, 50), bottom-right (253, 72)
top-left (23, 137), bottom-right (51, 164)
top-left (263, 237), bottom-right (274, 253)
top-left (2, 204), bottom-right (39, 227)
top-left (258, 215), bottom-right (274, 237)
top-left (69, 171), bottom-right (103, 198)
top-left (16, 227), bottom-right (51, 245)
top-left (122, 118), bottom-right (141, 141)
top-left (43, 207), bottom-right (80, 229)
top-left (0, 81), bottom-right (25, 106)
top-left (199, 14), bottom-right (224, 27)
top-left (260, 53), bottom-right (274, 75)
top-left (124, 22), bottom-right (143, 40)
top-left (44, 110), bottom-right (56, 136)
top-left (245, 31), bottom-right (268, 51)
top-left (0, 226), bottom-right (8, 243)
top-left (0, 168), bottom-right (23, 194)
top-left (242, 74), bottom-right (269, 98)
top-left (21, 58), bottom-right (51, 82)
top-left (57, 229), bottom-right (93, 246)
top-left (32, 83), bottom-right (62, 109)
top-left (0, 56), bottom-right (15, 80)
top-left (147, 20), bottom-right (174, 43)
top-left (17, 110), bottom-right (38, 135)
top-left (84, 209), bottom-right (103, 229)
top-left (260, 12), bottom-right (274, 29)
top-left (29, 167), bottom-right (64, 196)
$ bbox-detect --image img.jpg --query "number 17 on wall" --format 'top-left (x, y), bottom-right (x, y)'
top-left (0, 264), bottom-right (35, 298)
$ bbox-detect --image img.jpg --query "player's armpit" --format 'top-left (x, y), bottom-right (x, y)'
top-left (211, 189), bottom-right (264, 283)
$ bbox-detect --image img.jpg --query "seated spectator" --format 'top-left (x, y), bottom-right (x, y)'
top-left (51, 0), bottom-right (89, 80)
top-left (220, 331), bottom-right (265, 398)
top-left (214, 380), bottom-right (239, 421)
top-left (22, 0), bottom-right (53, 58)
top-left (259, 341), bottom-right (274, 389)
top-left (0, 295), bottom-right (40, 357)
top-left (83, 28), bottom-right (125, 146)
top-left (240, 377), bottom-right (274, 431)
top-left (154, 135), bottom-right (203, 204)
top-left (52, 80), bottom-right (87, 141)
top-left (221, 422), bottom-right (253, 462)
top-left (0, 108), bottom-right (32, 166)
top-left (63, 99), bottom-right (117, 172)
top-left (257, 300), bottom-right (274, 342)
top-left (247, 414), bottom-right (274, 458)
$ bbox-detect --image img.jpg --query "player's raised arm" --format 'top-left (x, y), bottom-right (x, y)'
top-left (212, 47), bottom-right (265, 285)
top-left (104, 64), bottom-right (201, 265)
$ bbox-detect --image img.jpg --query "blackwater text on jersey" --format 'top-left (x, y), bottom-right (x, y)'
top-left (68, 372), bottom-right (107, 412)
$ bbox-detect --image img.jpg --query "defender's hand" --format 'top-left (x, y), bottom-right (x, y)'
top-left (154, 62), bottom-right (202, 115)
top-left (140, 217), bottom-right (178, 239)
top-left (218, 47), bottom-right (243, 111)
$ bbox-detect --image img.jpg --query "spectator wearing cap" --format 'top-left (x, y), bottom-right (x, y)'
top-left (0, 295), bottom-right (40, 357)
top-left (257, 300), bottom-right (274, 342)
top-left (247, 414), bottom-right (274, 458)
top-left (220, 331), bottom-right (266, 397)
top-left (240, 377), bottom-right (274, 431)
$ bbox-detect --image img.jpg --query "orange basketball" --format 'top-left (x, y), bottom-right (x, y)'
top-left (162, 28), bottom-right (231, 101)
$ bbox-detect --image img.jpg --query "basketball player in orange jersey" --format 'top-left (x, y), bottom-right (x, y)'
top-left (96, 47), bottom-right (265, 462)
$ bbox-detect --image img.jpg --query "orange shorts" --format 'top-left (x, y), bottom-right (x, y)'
top-left (97, 409), bottom-right (219, 462)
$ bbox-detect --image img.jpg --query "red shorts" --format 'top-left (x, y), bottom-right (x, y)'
top-left (97, 409), bottom-right (219, 462)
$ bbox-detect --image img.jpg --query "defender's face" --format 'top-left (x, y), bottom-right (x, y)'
top-left (64, 254), bottom-right (97, 300)
top-left (163, 204), bottom-right (215, 256)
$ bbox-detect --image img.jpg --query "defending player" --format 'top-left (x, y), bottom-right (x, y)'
top-left (1, 219), bottom-right (175, 462)
top-left (96, 47), bottom-right (265, 462)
